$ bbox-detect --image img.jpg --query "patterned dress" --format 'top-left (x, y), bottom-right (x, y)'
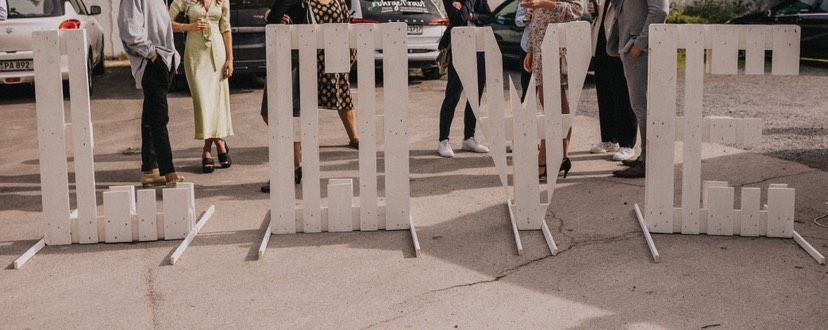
top-left (526, 1), bottom-right (583, 86)
top-left (169, 0), bottom-right (234, 140)
top-left (310, 0), bottom-right (354, 111)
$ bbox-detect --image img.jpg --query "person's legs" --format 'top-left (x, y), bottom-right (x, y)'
top-left (594, 54), bottom-right (617, 144)
top-left (462, 53), bottom-right (486, 140)
top-left (142, 60), bottom-right (178, 178)
top-left (608, 55), bottom-right (637, 149)
top-left (337, 108), bottom-right (359, 145)
top-left (438, 50), bottom-right (463, 142)
top-left (621, 53), bottom-right (648, 162)
top-left (519, 49), bottom-right (531, 101)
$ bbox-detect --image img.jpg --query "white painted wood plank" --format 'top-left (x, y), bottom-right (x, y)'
top-left (103, 190), bottom-right (133, 243)
top-left (327, 179), bottom-right (353, 232)
top-left (540, 24), bottom-right (564, 205)
top-left (109, 186), bottom-right (136, 214)
top-left (170, 205), bottom-right (215, 265)
top-left (766, 187), bottom-right (795, 238)
top-left (634, 204), bottom-right (660, 262)
top-left (680, 24), bottom-right (704, 235)
top-left (136, 189), bottom-right (158, 241)
top-left (409, 215), bottom-right (421, 257)
top-left (771, 25), bottom-right (800, 76)
top-left (258, 216), bottom-right (271, 259)
top-left (744, 26), bottom-right (767, 75)
top-left (355, 24), bottom-right (378, 231)
top-left (177, 182), bottom-right (197, 228)
top-left (561, 21), bottom-right (591, 125)
top-left (511, 82), bottom-right (541, 230)
top-left (323, 23), bottom-right (350, 73)
top-left (710, 25), bottom-right (739, 75)
top-left (507, 199), bottom-right (524, 256)
top-left (707, 186), bottom-right (735, 236)
top-left (702, 181), bottom-right (729, 233)
top-left (65, 30), bottom-right (99, 244)
top-left (482, 29), bottom-right (509, 191)
top-left (739, 187), bottom-right (762, 236)
top-left (708, 117), bottom-right (731, 145)
top-left (383, 23), bottom-right (411, 230)
top-left (33, 30), bottom-right (72, 246)
top-left (162, 187), bottom-right (191, 240)
top-left (298, 24), bottom-right (322, 233)
top-left (793, 231), bottom-right (826, 265)
top-left (541, 220), bottom-right (559, 256)
top-left (451, 27), bottom-right (479, 116)
top-left (267, 24), bottom-right (296, 234)
top-left (13, 238), bottom-right (46, 269)
top-left (742, 118), bottom-right (764, 146)
top-left (644, 24), bottom-right (677, 233)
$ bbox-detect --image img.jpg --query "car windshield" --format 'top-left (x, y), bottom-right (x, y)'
top-left (775, 0), bottom-right (817, 16)
top-left (360, 0), bottom-right (442, 21)
top-left (7, 0), bottom-right (65, 18)
top-left (229, 0), bottom-right (268, 10)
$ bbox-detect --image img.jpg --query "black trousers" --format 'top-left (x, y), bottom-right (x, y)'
top-left (519, 49), bottom-right (531, 101)
top-left (594, 51), bottom-right (637, 148)
top-left (140, 59), bottom-right (176, 175)
top-left (438, 51), bottom-right (485, 142)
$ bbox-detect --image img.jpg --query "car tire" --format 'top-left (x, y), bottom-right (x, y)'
top-left (422, 67), bottom-right (444, 80)
top-left (93, 39), bottom-right (106, 75)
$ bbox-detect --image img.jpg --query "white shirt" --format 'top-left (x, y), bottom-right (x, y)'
top-left (515, 4), bottom-right (530, 52)
top-left (0, 0), bottom-right (8, 21)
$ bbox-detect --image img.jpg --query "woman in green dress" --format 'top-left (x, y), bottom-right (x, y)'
top-left (170, 0), bottom-right (234, 173)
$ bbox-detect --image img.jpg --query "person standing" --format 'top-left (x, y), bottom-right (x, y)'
top-left (170, 0), bottom-right (234, 174)
top-left (515, 2), bottom-right (531, 100)
top-left (588, 0), bottom-right (637, 161)
top-left (607, 0), bottom-right (669, 178)
top-left (118, 0), bottom-right (184, 186)
top-left (435, 0), bottom-right (492, 158)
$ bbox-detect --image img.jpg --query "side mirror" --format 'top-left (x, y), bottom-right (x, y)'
top-left (765, 9), bottom-right (772, 17)
top-left (90, 5), bottom-right (101, 15)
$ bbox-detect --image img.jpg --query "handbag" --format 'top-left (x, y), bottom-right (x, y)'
top-left (174, 0), bottom-right (191, 25)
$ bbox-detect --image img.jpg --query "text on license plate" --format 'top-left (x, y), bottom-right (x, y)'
top-left (0, 60), bottom-right (33, 72)
top-left (407, 25), bottom-right (423, 35)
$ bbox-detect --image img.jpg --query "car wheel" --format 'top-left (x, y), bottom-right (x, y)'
top-left (87, 52), bottom-right (94, 95)
top-left (93, 38), bottom-right (106, 75)
top-left (422, 67), bottom-right (444, 80)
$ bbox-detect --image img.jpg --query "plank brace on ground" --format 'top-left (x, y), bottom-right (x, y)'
top-left (409, 215), bottom-right (421, 257)
top-left (258, 216), bottom-right (272, 259)
top-left (793, 230), bottom-right (825, 265)
top-left (13, 237), bottom-right (46, 269)
top-left (169, 205), bottom-right (215, 265)
top-left (507, 199), bottom-right (558, 256)
top-left (634, 204), bottom-right (661, 263)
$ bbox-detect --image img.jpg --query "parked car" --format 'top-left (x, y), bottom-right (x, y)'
top-left (0, 0), bottom-right (105, 92)
top-left (490, 0), bottom-right (592, 65)
top-left (728, 0), bottom-right (828, 60)
top-left (351, 0), bottom-right (448, 79)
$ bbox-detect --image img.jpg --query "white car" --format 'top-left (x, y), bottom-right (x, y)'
top-left (351, 0), bottom-right (447, 79)
top-left (0, 0), bottom-right (105, 92)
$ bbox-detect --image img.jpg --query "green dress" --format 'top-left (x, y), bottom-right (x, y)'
top-left (169, 0), bottom-right (233, 140)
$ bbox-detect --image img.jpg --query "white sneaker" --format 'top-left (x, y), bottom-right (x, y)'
top-left (612, 147), bottom-right (635, 161)
top-left (461, 137), bottom-right (490, 153)
top-left (590, 141), bottom-right (620, 153)
top-left (437, 139), bottom-right (454, 158)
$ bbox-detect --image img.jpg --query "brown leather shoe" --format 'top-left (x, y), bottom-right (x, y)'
top-left (613, 162), bottom-right (645, 178)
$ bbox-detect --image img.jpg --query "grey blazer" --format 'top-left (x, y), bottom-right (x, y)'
top-left (605, 0), bottom-right (669, 57)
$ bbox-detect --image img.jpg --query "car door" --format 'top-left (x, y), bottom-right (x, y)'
top-left (491, 0), bottom-right (522, 62)
top-left (798, 0), bottom-right (828, 58)
top-left (229, 0), bottom-right (268, 74)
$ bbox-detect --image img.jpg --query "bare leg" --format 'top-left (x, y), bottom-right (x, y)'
top-left (215, 138), bottom-right (227, 154)
top-left (293, 142), bottom-right (301, 169)
top-left (337, 108), bottom-right (360, 144)
top-left (202, 139), bottom-right (214, 159)
top-left (561, 88), bottom-right (571, 158)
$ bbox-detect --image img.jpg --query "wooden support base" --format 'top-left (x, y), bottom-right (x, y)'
top-left (634, 204), bottom-right (661, 263)
top-left (793, 230), bottom-right (826, 265)
top-left (13, 238), bottom-right (46, 269)
top-left (169, 205), bottom-right (215, 265)
top-left (409, 215), bottom-right (421, 257)
top-left (507, 199), bottom-right (558, 256)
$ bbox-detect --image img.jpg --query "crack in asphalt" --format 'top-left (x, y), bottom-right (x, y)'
top-left (143, 250), bottom-right (161, 329)
top-left (736, 169), bottom-right (819, 187)
top-left (362, 212), bottom-right (643, 329)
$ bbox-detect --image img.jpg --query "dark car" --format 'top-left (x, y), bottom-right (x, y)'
top-left (490, 0), bottom-right (592, 65)
top-left (169, 0), bottom-right (271, 89)
top-left (728, 0), bottom-right (828, 60)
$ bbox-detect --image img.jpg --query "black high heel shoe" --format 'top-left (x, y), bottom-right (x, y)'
top-left (294, 167), bottom-right (303, 184)
top-left (202, 157), bottom-right (215, 173)
top-left (559, 157), bottom-right (572, 178)
top-left (218, 142), bottom-right (231, 168)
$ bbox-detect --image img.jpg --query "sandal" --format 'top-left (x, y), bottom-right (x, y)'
top-left (202, 157), bottom-right (215, 173)
top-left (141, 173), bottom-right (166, 188)
top-left (165, 176), bottom-right (185, 188)
top-left (218, 142), bottom-right (231, 168)
top-left (348, 141), bottom-right (359, 150)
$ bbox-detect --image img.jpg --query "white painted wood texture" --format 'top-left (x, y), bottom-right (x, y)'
top-left (354, 24), bottom-right (379, 231)
top-left (267, 24), bottom-right (296, 234)
top-left (163, 188), bottom-right (191, 240)
top-left (327, 179), bottom-right (354, 232)
top-left (561, 21), bottom-right (591, 131)
top-left (482, 29), bottom-right (509, 191)
top-left (383, 23), bottom-right (410, 230)
top-left (707, 186), bottom-right (735, 236)
top-left (680, 24), bottom-right (704, 235)
top-left (766, 187), bottom-right (795, 238)
top-left (710, 25), bottom-right (739, 75)
top-left (298, 24), bottom-right (322, 233)
top-left (644, 24), bottom-right (677, 233)
top-left (744, 26), bottom-right (768, 75)
top-left (136, 189), bottom-right (158, 241)
top-left (511, 83), bottom-right (541, 230)
top-left (771, 25), bottom-right (800, 75)
top-left (739, 187), bottom-right (762, 236)
top-left (65, 30), bottom-right (99, 244)
top-left (14, 238), bottom-right (46, 269)
top-left (169, 205), bottom-right (215, 265)
top-left (450, 28), bottom-right (479, 117)
top-left (323, 23), bottom-right (350, 73)
top-left (103, 190), bottom-right (133, 243)
top-left (540, 25), bottom-right (564, 206)
top-left (33, 30), bottom-right (72, 246)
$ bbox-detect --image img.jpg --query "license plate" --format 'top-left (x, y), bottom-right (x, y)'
top-left (407, 24), bottom-right (423, 35)
top-left (0, 60), bottom-right (33, 72)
